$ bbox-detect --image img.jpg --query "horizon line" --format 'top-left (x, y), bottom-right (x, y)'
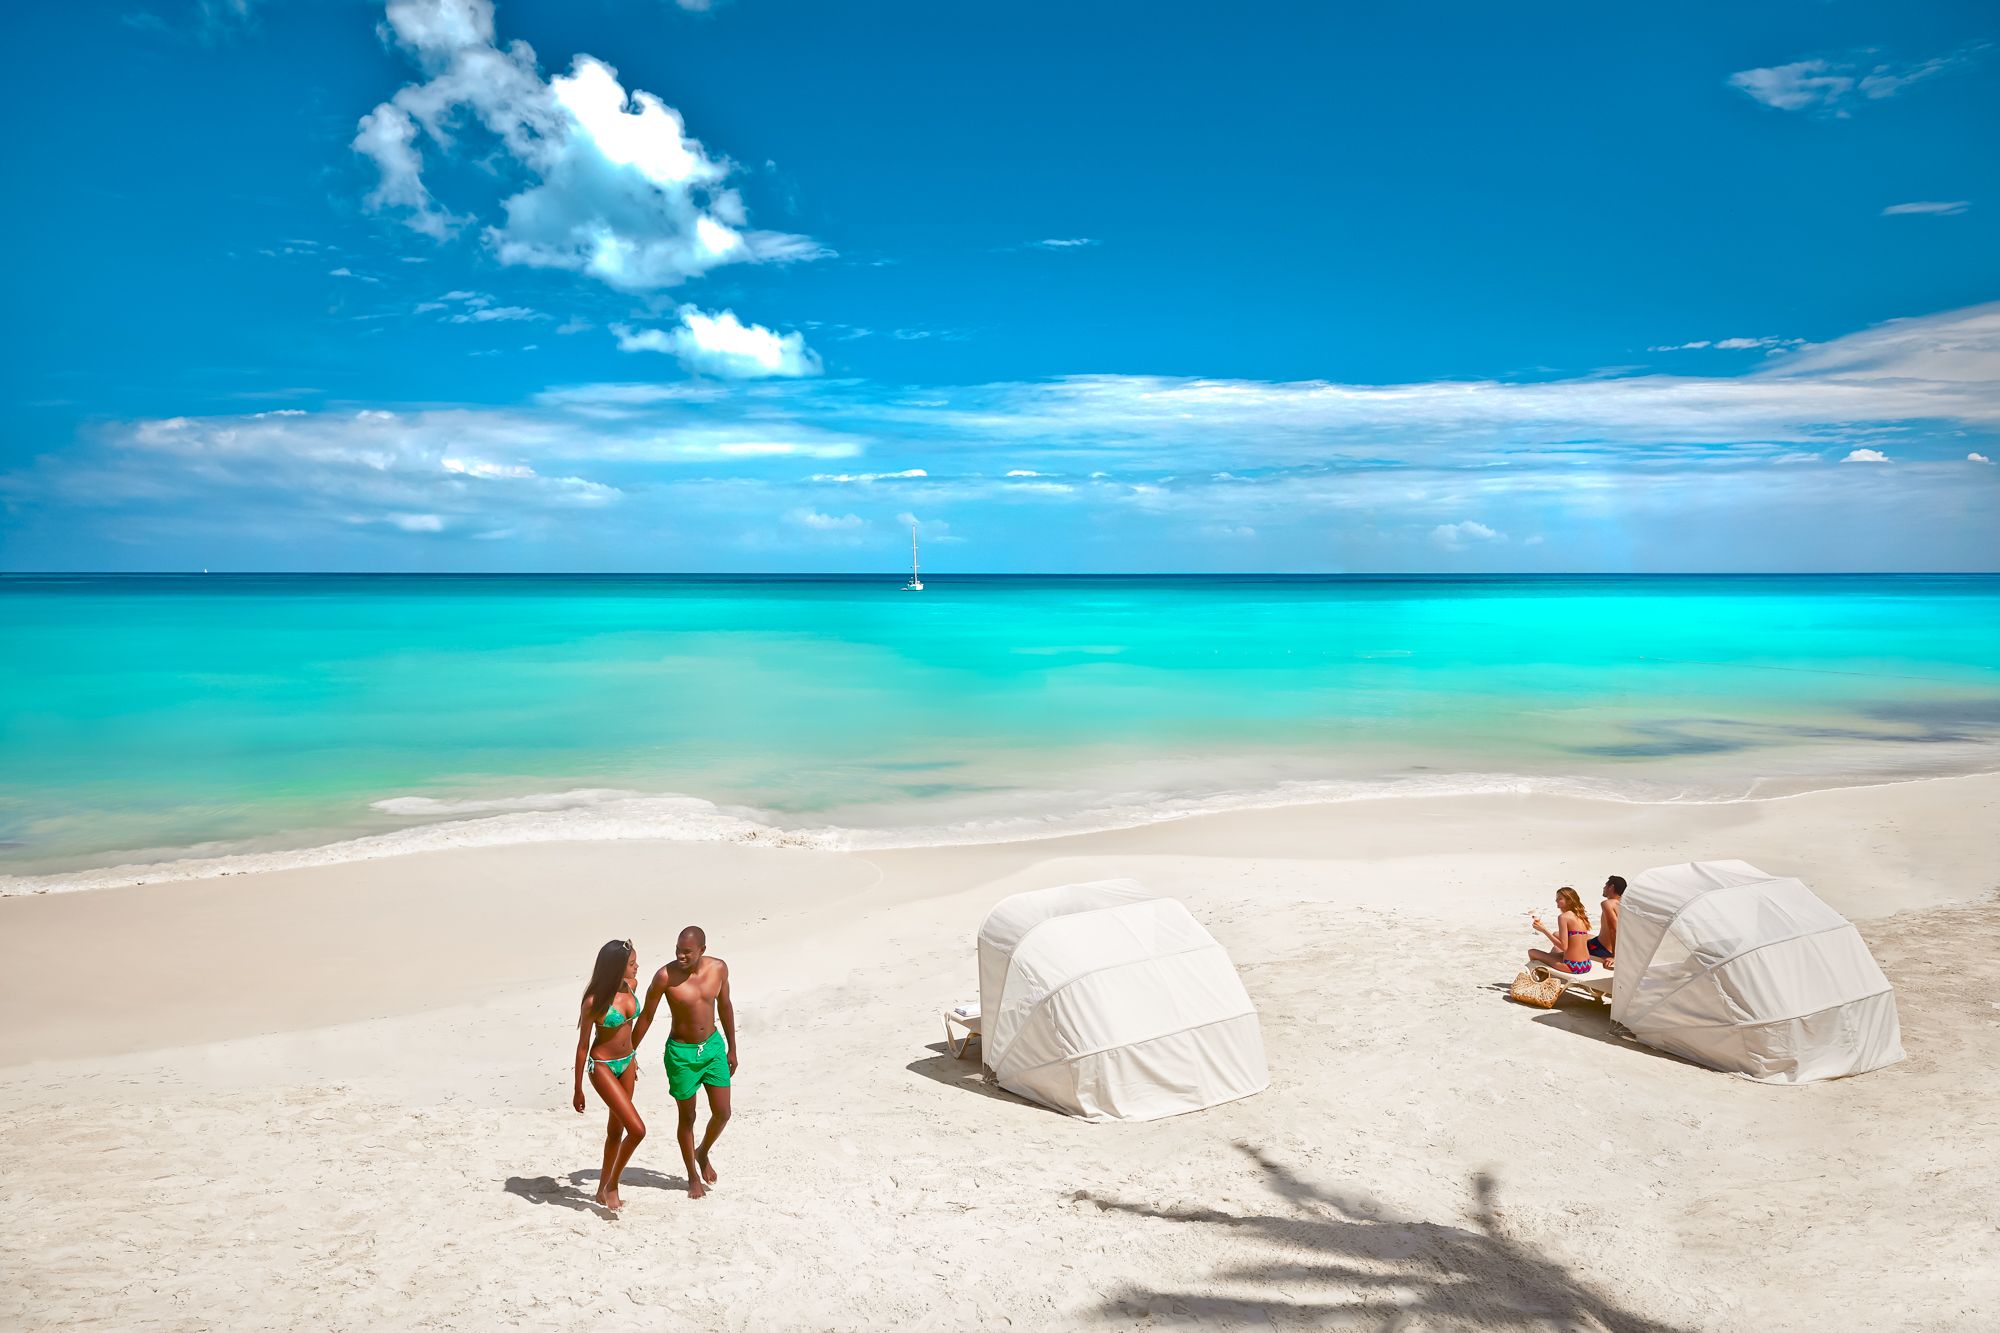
top-left (5, 570), bottom-right (1997, 580)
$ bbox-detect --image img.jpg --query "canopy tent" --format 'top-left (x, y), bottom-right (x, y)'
top-left (976, 879), bottom-right (1268, 1121)
top-left (1610, 860), bottom-right (1903, 1083)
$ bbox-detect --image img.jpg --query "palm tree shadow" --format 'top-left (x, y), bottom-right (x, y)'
top-left (1084, 1145), bottom-right (1687, 1332)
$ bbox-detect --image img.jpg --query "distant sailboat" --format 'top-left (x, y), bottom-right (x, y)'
top-left (902, 525), bottom-right (924, 591)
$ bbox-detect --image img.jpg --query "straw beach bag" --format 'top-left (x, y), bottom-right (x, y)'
top-left (1508, 966), bottom-right (1567, 1009)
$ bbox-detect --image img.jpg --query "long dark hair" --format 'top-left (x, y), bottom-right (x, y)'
top-left (583, 939), bottom-right (634, 1023)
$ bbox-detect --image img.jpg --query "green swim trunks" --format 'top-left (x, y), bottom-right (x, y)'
top-left (664, 1031), bottom-right (730, 1101)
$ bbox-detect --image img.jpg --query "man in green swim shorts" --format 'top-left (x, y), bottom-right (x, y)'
top-left (634, 926), bottom-right (735, 1199)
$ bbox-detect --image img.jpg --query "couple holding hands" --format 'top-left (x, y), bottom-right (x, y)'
top-left (572, 928), bottom-right (735, 1208)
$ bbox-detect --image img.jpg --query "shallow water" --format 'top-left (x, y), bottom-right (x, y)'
top-left (3, 573), bottom-right (1997, 886)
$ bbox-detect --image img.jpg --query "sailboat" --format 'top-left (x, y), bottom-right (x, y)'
top-left (902, 525), bottom-right (924, 591)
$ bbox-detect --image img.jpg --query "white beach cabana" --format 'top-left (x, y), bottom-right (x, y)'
top-left (1610, 859), bottom-right (1904, 1083)
top-left (976, 879), bottom-right (1269, 1121)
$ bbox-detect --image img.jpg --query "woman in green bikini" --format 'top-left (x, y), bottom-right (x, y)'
top-left (572, 939), bottom-right (647, 1210)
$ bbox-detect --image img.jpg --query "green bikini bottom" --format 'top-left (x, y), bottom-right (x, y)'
top-left (588, 1051), bottom-right (637, 1079)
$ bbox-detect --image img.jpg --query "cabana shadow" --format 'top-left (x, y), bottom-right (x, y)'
top-left (1085, 1145), bottom-right (1687, 1332)
top-left (905, 1040), bottom-right (1057, 1111)
top-left (1482, 977), bottom-right (1703, 1069)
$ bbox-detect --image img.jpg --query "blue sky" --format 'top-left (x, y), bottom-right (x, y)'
top-left (2, 0), bottom-right (1996, 572)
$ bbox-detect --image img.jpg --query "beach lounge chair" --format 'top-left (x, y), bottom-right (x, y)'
top-left (942, 1001), bottom-right (981, 1058)
top-left (1565, 970), bottom-right (1614, 1006)
top-left (1518, 964), bottom-right (1614, 1008)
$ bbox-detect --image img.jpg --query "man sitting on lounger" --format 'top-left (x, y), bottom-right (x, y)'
top-left (1588, 876), bottom-right (1625, 967)
top-left (634, 926), bottom-right (736, 1199)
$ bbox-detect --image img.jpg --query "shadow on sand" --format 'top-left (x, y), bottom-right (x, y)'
top-left (502, 1165), bottom-right (688, 1218)
top-left (1084, 1145), bottom-right (1687, 1332)
top-left (904, 1040), bottom-right (1051, 1108)
top-left (1482, 978), bottom-right (1705, 1071)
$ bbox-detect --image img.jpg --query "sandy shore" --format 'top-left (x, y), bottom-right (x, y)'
top-left (3, 774), bottom-right (1997, 1330)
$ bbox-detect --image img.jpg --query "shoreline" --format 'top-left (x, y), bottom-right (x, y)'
top-left (6, 763), bottom-right (1997, 897)
top-left (5, 772), bottom-right (1995, 1068)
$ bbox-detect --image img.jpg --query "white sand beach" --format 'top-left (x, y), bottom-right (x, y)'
top-left (3, 774), bottom-right (1997, 1331)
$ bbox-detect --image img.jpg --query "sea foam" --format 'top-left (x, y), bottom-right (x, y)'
top-left (0, 769), bottom-right (1741, 896)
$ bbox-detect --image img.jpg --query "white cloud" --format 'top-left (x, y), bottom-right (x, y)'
top-left (788, 508), bottom-right (863, 531)
top-left (1651, 336), bottom-right (1803, 352)
top-left (1728, 60), bottom-right (1855, 111)
top-left (329, 266), bottom-right (381, 283)
top-left (1842, 448), bottom-right (1890, 463)
top-left (1729, 48), bottom-right (1979, 114)
top-left (15, 301), bottom-right (2000, 562)
top-left (450, 305), bottom-right (543, 323)
top-left (783, 507), bottom-right (870, 545)
top-left (1882, 201), bottom-right (1970, 217)
top-left (1432, 520), bottom-right (1505, 550)
top-left (355, 0), bottom-right (823, 290)
top-left (611, 307), bottom-right (820, 378)
top-left (387, 512), bottom-right (446, 532)
top-left (1004, 469), bottom-right (1044, 477)
top-left (895, 511), bottom-right (963, 544)
top-left (811, 469), bottom-right (927, 483)
top-left (1971, 453), bottom-right (1993, 464)
top-left (1030, 238), bottom-right (1099, 249)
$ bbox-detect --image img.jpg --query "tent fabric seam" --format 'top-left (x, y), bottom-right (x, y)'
top-left (997, 1010), bottom-right (1261, 1083)
top-left (1621, 918), bottom-right (1869, 1027)
top-left (990, 896), bottom-right (1168, 1036)
top-left (1628, 986), bottom-right (1897, 1035)
top-left (1626, 872), bottom-right (1770, 978)
top-left (991, 941), bottom-right (1236, 1067)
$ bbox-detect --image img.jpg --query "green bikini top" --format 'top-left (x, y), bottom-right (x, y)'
top-left (597, 996), bottom-right (641, 1031)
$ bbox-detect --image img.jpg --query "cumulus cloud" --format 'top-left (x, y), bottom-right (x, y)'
top-left (1882, 201), bottom-right (1970, 217)
top-left (354, 0), bottom-right (822, 290)
top-left (1971, 453), bottom-right (1992, 464)
top-left (782, 507), bottom-right (870, 545)
top-left (612, 307), bottom-right (820, 378)
top-left (1004, 469), bottom-right (1044, 477)
top-left (1842, 448), bottom-right (1890, 463)
top-left (1432, 520), bottom-right (1505, 550)
top-left (1729, 48), bottom-right (1980, 114)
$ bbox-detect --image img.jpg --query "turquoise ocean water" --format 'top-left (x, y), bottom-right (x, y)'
top-left (4, 574), bottom-right (1998, 889)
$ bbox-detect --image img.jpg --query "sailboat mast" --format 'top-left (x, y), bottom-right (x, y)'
top-left (911, 525), bottom-right (920, 578)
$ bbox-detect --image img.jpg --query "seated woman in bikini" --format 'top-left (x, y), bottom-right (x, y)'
top-left (1528, 887), bottom-right (1594, 975)
top-left (572, 938), bottom-right (647, 1210)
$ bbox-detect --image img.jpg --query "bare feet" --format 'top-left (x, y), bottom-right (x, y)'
top-left (696, 1151), bottom-right (718, 1185)
top-left (687, 1175), bottom-right (708, 1200)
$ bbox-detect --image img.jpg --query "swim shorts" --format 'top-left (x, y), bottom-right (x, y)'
top-left (664, 1031), bottom-right (731, 1101)
top-left (1588, 937), bottom-right (1611, 959)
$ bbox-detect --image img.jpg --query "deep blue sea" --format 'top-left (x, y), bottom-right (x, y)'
top-left (4, 573), bottom-right (1997, 889)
